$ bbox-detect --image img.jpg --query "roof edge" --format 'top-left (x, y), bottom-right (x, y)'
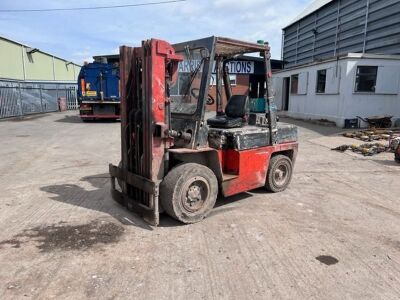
top-left (0, 35), bottom-right (81, 67)
top-left (283, 0), bottom-right (333, 29)
top-left (275, 53), bottom-right (400, 72)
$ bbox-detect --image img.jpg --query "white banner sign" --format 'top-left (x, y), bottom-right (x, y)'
top-left (178, 60), bottom-right (254, 74)
top-left (224, 61), bottom-right (254, 74)
top-left (178, 60), bottom-right (202, 73)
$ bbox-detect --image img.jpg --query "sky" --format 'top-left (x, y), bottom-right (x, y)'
top-left (0, 0), bottom-right (313, 64)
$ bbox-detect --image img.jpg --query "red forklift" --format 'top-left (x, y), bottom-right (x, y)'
top-left (109, 37), bottom-right (298, 225)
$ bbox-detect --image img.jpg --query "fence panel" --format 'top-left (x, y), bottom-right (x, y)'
top-left (20, 86), bottom-right (43, 115)
top-left (0, 80), bottom-right (78, 119)
top-left (41, 88), bottom-right (59, 112)
top-left (0, 83), bottom-right (21, 118)
top-left (66, 87), bottom-right (78, 110)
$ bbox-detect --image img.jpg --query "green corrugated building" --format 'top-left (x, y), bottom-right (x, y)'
top-left (0, 36), bottom-right (81, 118)
top-left (0, 36), bottom-right (80, 82)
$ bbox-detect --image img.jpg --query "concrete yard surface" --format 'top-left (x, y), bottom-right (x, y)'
top-left (0, 112), bottom-right (400, 299)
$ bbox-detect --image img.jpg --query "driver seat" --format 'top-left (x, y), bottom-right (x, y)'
top-left (207, 95), bottom-right (249, 128)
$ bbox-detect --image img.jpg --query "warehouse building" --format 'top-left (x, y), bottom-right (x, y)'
top-left (273, 0), bottom-right (400, 127)
top-left (0, 36), bottom-right (81, 118)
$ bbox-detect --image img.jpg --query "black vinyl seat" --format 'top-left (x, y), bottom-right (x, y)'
top-left (207, 95), bottom-right (249, 128)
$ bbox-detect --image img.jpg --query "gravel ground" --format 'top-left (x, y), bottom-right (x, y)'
top-left (0, 111), bottom-right (399, 299)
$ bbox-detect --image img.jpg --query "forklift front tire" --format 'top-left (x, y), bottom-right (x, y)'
top-left (160, 163), bottom-right (218, 224)
top-left (265, 154), bottom-right (293, 193)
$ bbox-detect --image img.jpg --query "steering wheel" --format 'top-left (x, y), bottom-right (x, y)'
top-left (190, 88), bottom-right (215, 105)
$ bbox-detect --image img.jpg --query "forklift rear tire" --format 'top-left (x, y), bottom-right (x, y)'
top-left (265, 154), bottom-right (293, 193)
top-left (160, 163), bottom-right (218, 224)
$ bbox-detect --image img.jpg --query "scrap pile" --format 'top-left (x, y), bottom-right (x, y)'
top-left (332, 143), bottom-right (388, 156)
top-left (332, 128), bottom-right (400, 156)
top-left (342, 129), bottom-right (400, 142)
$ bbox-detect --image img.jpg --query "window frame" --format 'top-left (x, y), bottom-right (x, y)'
top-left (354, 66), bottom-right (378, 93)
top-left (290, 74), bottom-right (299, 94)
top-left (316, 69), bottom-right (327, 94)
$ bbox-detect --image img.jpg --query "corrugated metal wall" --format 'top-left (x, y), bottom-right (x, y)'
top-left (0, 80), bottom-right (78, 119)
top-left (283, 0), bottom-right (400, 68)
top-left (0, 37), bottom-right (81, 81)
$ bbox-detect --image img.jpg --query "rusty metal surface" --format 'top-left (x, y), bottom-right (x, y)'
top-left (112, 40), bottom-right (182, 226)
top-left (208, 123), bottom-right (297, 151)
top-left (109, 164), bottom-right (155, 194)
top-left (215, 37), bottom-right (267, 56)
top-left (168, 147), bottom-right (215, 154)
top-left (109, 185), bottom-right (159, 225)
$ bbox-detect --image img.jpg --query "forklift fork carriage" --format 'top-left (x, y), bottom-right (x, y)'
top-left (109, 37), bottom-right (298, 225)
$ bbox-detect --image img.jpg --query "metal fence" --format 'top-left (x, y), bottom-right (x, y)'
top-left (0, 80), bottom-right (78, 119)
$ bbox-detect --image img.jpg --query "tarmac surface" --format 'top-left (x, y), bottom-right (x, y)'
top-left (0, 111), bottom-right (399, 299)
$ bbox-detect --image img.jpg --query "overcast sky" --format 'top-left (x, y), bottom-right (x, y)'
top-left (0, 0), bottom-right (312, 64)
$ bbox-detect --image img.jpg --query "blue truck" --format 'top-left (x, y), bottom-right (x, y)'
top-left (77, 55), bottom-right (120, 120)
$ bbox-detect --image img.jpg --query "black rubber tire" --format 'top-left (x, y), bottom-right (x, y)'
top-left (265, 155), bottom-right (293, 193)
top-left (160, 163), bottom-right (218, 224)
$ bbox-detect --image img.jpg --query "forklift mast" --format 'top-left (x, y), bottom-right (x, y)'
top-left (110, 40), bottom-right (182, 225)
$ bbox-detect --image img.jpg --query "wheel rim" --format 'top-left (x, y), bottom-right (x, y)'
top-left (181, 176), bottom-right (210, 213)
top-left (273, 163), bottom-right (289, 187)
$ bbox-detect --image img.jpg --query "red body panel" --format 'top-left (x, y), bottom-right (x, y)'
top-left (149, 40), bottom-right (181, 180)
top-left (220, 142), bottom-right (298, 197)
top-left (144, 40), bottom-right (182, 182)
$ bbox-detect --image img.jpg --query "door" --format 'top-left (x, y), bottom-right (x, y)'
top-left (282, 77), bottom-right (290, 111)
